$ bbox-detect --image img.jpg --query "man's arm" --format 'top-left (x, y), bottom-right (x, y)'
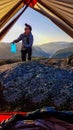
top-left (29, 35), bottom-right (34, 47)
top-left (13, 34), bottom-right (22, 43)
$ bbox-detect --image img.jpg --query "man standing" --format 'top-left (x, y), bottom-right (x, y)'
top-left (12, 23), bottom-right (33, 61)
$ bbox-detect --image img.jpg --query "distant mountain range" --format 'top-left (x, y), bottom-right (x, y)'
top-left (0, 42), bottom-right (73, 59)
top-left (39, 42), bottom-right (73, 57)
top-left (53, 47), bottom-right (73, 58)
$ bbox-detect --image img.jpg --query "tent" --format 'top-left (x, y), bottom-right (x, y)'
top-left (0, 0), bottom-right (73, 41)
top-left (0, 107), bottom-right (73, 129)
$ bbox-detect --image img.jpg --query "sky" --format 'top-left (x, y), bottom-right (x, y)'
top-left (2, 7), bottom-right (73, 45)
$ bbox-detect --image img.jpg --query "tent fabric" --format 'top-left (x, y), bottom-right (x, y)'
top-left (33, 0), bottom-right (73, 38)
top-left (0, 107), bottom-right (73, 130)
top-left (0, 0), bottom-right (24, 29)
top-left (0, 1), bottom-right (32, 40)
top-left (6, 118), bottom-right (73, 130)
top-left (0, 0), bottom-right (73, 41)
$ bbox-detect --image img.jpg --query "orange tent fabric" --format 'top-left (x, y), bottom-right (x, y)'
top-left (0, 0), bottom-right (73, 41)
top-left (33, 0), bottom-right (73, 38)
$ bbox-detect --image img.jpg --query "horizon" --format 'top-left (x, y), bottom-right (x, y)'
top-left (0, 41), bottom-right (73, 46)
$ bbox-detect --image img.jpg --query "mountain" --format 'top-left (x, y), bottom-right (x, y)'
top-left (0, 42), bottom-right (73, 59)
top-left (39, 42), bottom-right (73, 57)
top-left (32, 46), bottom-right (50, 57)
top-left (53, 47), bottom-right (73, 58)
top-left (0, 42), bottom-right (50, 59)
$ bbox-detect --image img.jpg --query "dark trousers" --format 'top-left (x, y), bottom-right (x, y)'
top-left (21, 47), bottom-right (32, 61)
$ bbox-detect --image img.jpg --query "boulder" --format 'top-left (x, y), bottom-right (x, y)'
top-left (0, 60), bottom-right (73, 111)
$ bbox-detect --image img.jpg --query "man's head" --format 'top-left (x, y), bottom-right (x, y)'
top-left (24, 23), bottom-right (32, 35)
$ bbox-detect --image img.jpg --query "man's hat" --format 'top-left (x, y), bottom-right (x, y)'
top-left (25, 23), bottom-right (32, 31)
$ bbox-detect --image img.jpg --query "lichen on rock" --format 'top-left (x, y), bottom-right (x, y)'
top-left (0, 59), bottom-right (73, 111)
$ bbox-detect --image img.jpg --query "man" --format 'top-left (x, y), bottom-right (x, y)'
top-left (12, 23), bottom-right (33, 61)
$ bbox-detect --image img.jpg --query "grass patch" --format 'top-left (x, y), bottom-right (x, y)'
top-left (0, 59), bottom-right (21, 66)
top-left (0, 57), bottom-right (48, 66)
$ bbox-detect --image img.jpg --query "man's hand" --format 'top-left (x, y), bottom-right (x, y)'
top-left (21, 45), bottom-right (26, 50)
top-left (10, 42), bottom-right (15, 44)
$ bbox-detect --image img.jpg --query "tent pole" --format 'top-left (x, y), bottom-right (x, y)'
top-left (0, 0), bottom-right (32, 41)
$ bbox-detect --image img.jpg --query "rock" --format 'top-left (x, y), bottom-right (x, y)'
top-left (0, 60), bottom-right (73, 111)
top-left (67, 54), bottom-right (73, 65)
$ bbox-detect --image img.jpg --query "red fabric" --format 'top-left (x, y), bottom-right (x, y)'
top-left (0, 115), bottom-right (11, 122)
top-left (0, 114), bottom-right (73, 130)
top-left (0, 112), bottom-right (27, 122)
top-left (24, 0), bottom-right (37, 7)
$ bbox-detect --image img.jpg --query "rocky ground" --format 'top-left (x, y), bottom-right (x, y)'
top-left (0, 59), bottom-right (73, 112)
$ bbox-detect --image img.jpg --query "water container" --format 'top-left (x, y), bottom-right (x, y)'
top-left (10, 43), bottom-right (17, 53)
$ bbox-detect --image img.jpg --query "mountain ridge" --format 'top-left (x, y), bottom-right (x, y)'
top-left (0, 42), bottom-right (73, 59)
top-left (53, 47), bottom-right (73, 58)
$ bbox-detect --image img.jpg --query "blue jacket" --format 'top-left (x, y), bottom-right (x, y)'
top-left (13, 33), bottom-right (33, 48)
